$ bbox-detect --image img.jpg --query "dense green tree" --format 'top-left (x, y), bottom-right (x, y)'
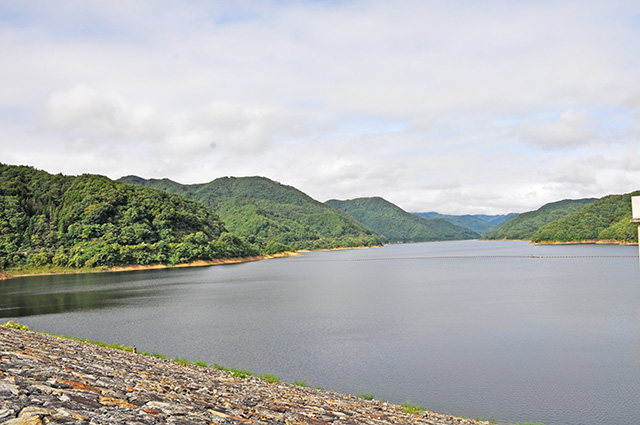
top-left (119, 175), bottom-right (385, 252)
top-left (531, 191), bottom-right (640, 243)
top-left (483, 198), bottom-right (596, 241)
top-left (0, 164), bottom-right (257, 272)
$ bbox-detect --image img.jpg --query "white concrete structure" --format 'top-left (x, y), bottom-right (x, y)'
top-left (631, 197), bottom-right (640, 260)
top-left (632, 196), bottom-right (640, 222)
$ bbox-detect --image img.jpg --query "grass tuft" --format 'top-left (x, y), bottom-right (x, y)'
top-left (1, 321), bottom-right (30, 331)
top-left (261, 374), bottom-right (281, 383)
top-left (357, 393), bottom-right (375, 400)
top-left (401, 401), bottom-right (426, 415)
top-left (229, 368), bottom-right (252, 379)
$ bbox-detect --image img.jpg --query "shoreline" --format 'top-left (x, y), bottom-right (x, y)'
top-left (3, 238), bottom-right (635, 279)
top-left (483, 237), bottom-right (637, 246)
top-left (0, 251), bottom-right (301, 280)
top-left (531, 239), bottom-right (636, 245)
top-left (0, 244), bottom-right (386, 280)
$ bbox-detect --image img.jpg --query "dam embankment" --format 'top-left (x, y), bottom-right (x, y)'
top-left (0, 327), bottom-right (488, 425)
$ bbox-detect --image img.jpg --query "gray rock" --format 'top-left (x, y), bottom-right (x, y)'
top-left (0, 327), bottom-right (490, 425)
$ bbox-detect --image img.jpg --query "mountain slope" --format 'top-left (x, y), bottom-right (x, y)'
top-left (413, 212), bottom-right (517, 235)
top-left (0, 164), bottom-right (256, 272)
top-left (531, 192), bottom-right (639, 243)
top-left (119, 176), bottom-right (384, 253)
top-left (483, 198), bottom-right (596, 241)
top-left (326, 197), bottom-right (479, 243)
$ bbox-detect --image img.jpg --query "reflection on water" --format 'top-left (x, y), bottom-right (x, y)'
top-left (0, 269), bottom-right (190, 317)
top-left (2, 241), bottom-right (640, 425)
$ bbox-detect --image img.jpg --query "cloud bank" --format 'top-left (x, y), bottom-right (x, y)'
top-left (1, 0), bottom-right (639, 213)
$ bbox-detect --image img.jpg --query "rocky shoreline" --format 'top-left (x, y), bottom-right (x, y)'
top-left (0, 327), bottom-right (489, 425)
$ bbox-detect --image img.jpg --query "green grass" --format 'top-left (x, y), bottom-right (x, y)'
top-left (357, 393), bottom-right (375, 400)
top-left (261, 374), bottom-right (281, 383)
top-left (229, 369), bottom-right (252, 379)
top-left (292, 379), bottom-right (309, 387)
top-left (209, 362), bottom-right (228, 371)
top-left (1, 320), bottom-right (30, 331)
top-left (401, 401), bottom-right (426, 415)
top-left (193, 360), bottom-right (208, 367)
top-left (139, 352), bottom-right (167, 359)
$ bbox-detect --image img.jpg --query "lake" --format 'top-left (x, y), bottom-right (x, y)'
top-left (2, 240), bottom-right (639, 425)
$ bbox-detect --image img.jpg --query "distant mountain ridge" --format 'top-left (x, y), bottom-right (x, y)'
top-left (326, 197), bottom-right (479, 242)
top-left (412, 212), bottom-right (517, 235)
top-left (483, 198), bottom-right (597, 241)
top-left (119, 175), bottom-right (385, 253)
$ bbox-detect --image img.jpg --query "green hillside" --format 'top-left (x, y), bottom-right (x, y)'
top-left (119, 176), bottom-right (384, 253)
top-left (326, 197), bottom-right (479, 243)
top-left (531, 192), bottom-right (639, 243)
top-left (483, 198), bottom-right (596, 241)
top-left (413, 212), bottom-right (517, 235)
top-left (0, 164), bottom-right (256, 273)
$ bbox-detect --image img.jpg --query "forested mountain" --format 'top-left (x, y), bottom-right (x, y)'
top-left (484, 198), bottom-right (596, 241)
top-left (413, 212), bottom-right (517, 235)
top-left (531, 192), bottom-right (639, 243)
top-left (326, 197), bottom-right (479, 243)
top-left (119, 176), bottom-right (384, 253)
top-left (0, 164), bottom-right (256, 273)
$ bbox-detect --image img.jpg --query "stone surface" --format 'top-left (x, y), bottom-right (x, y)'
top-left (0, 327), bottom-right (489, 424)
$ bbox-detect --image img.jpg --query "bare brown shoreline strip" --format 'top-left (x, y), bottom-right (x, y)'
top-left (0, 245), bottom-right (383, 280)
top-left (0, 252), bottom-right (301, 280)
top-left (0, 326), bottom-right (489, 425)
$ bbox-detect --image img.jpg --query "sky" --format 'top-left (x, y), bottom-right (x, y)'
top-left (1, 0), bottom-right (640, 214)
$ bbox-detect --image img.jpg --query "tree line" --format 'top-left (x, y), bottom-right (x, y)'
top-left (0, 164), bottom-right (256, 272)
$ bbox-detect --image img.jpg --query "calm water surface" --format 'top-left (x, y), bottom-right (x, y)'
top-left (2, 240), bottom-right (640, 425)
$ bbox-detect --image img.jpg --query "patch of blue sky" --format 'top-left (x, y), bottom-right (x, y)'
top-left (589, 105), bottom-right (635, 132)
top-left (0, 107), bottom-right (34, 127)
top-left (0, 3), bottom-right (31, 26)
top-left (495, 106), bottom-right (635, 131)
top-left (192, 2), bottom-right (267, 26)
top-left (493, 113), bottom-right (532, 129)
top-left (493, 109), bottom-right (567, 127)
top-left (194, 0), bottom-right (355, 27)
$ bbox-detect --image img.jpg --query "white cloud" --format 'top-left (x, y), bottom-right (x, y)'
top-left (1, 0), bottom-right (640, 214)
top-left (44, 84), bottom-right (161, 141)
top-left (517, 110), bottom-right (597, 149)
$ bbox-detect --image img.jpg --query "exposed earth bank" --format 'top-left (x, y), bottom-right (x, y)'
top-left (0, 252), bottom-right (300, 280)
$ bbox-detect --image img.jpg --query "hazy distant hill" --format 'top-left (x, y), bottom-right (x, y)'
top-left (0, 164), bottom-right (255, 272)
top-left (413, 212), bottom-right (517, 235)
top-left (531, 192), bottom-right (639, 243)
top-left (120, 176), bottom-right (384, 253)
top-left (484, 198), bottom-right (597, 241)
top-left (326, 197), bottom-right (479, 243)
